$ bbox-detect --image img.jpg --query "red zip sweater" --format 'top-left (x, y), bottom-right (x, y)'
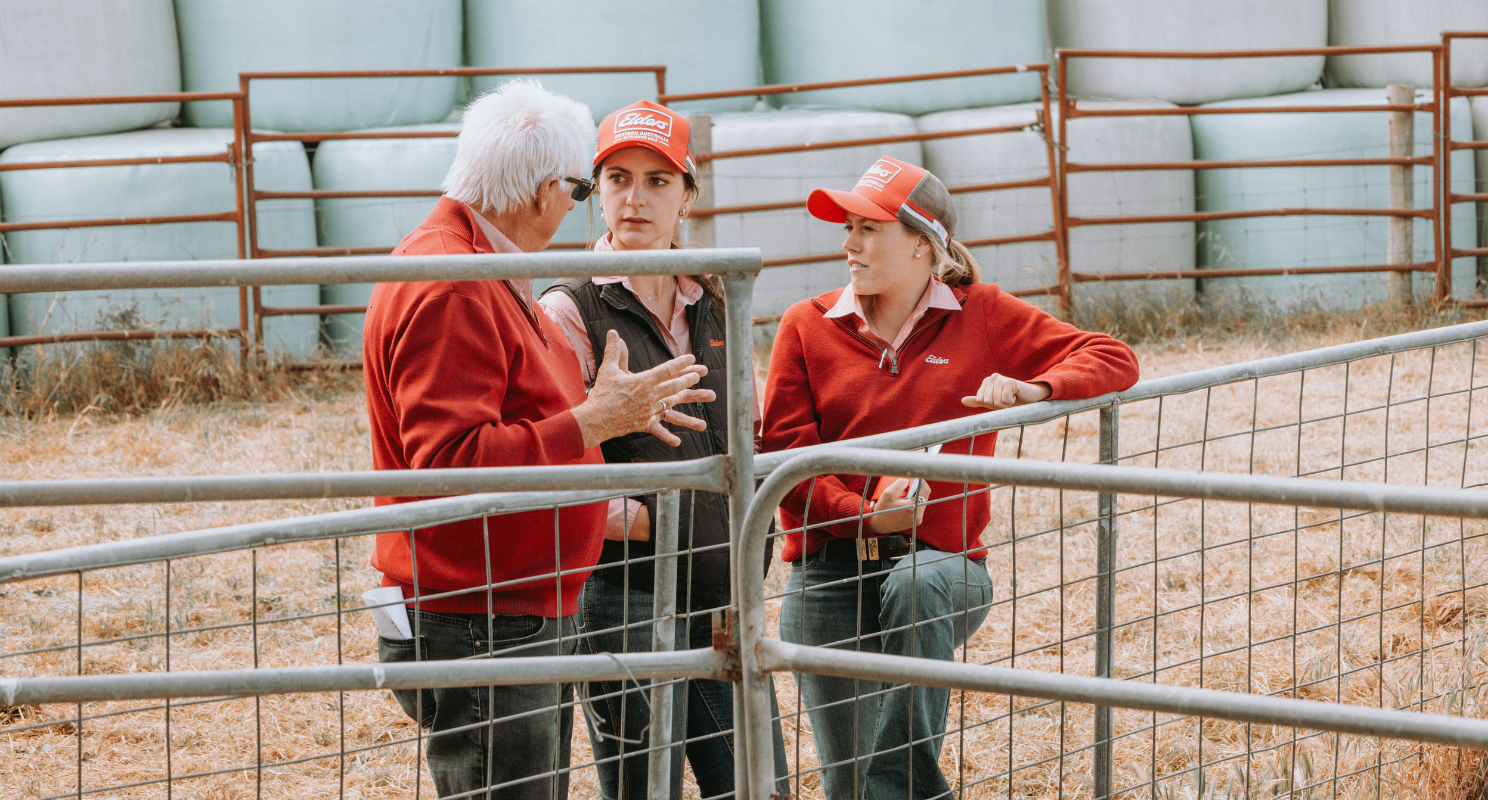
top-left (365, 197), bottom-right (605, 617)
top-left (761, 282), bottom-right (1140, 563)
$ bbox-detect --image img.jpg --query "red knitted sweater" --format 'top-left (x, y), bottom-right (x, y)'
top-left (761, 282), bottom-right (1140, 562)
top-left (365, 197), bottom-right (605, 617)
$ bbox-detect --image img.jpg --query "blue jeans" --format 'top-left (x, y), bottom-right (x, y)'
top-left (579, 576), bottom-right (791, 800)
top-left (378, 609), bottom-right (579, 800)
top-left (779, 548), bottom-right (993, 800)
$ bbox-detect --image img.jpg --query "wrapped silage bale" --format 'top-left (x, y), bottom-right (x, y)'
top-left (917, 101), bottom-right (1195, 312)
top-left (0, 0), bottom-right (180, 150)
top-left (313, 122), bottom-right (603, 357)
top-left (465, 0), bottom-right (758, 120)
top-left (0, 128), bottom-right (320, 359)
top-left (175, 0), bottom-right (461, 131)
top-left (708, 111), bottom-right (922, 319)
top-left (759, 0), bottom-right (1044, 115)
top-left (1047, 0), bottom-right (1328, 105)
top-left (1193, 88), bottom-right (1477, 310)
top-left (1327, 0), bottom-right (1488, 88)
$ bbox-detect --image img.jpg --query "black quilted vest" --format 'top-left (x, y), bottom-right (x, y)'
top-left (544, 277), bottom-right (732, 613)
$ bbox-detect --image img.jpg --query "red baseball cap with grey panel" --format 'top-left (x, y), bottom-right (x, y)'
top-left (594, 99), bottom-right (696, 178)
top-left (807, 156), bottom-right (956, 247)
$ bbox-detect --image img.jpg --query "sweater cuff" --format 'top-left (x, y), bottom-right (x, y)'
top-left (533, 409), bottom-right (586, 462)
top-left (1028, 373), bottom-right (1062, 400)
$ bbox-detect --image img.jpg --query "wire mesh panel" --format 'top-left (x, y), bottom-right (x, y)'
top-left (754, 325), bottom-right (1488, 800)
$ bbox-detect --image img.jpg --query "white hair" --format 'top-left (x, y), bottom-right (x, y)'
top-left (442, 79), bottom-right (595, 215)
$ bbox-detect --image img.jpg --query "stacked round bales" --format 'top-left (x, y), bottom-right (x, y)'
top-left (706, 111), bottom-right (922, 320)
top-left (175, 0), bottom-right (462, 131)
top-left (312, 121), bottom-right (603, 357)
top-left (0, 0), bottom-right (181, 150)
top-left (465, 0), bottom-right (760, 120)
top-left (1326, 0), bottom-right (1488, 88)
top-left (1192, 88), bottom-right (1477, 309)
top-left (0, 129), bottom-right (320, 359)
top-left (1047, 0), bottom-right (1328, 105)
top-left (917, 101), bottom-right (1195, 313)
top-left (1471, 99), bottom-right (1488, 284)
top-left (759, 0), bottom-right (1044, 115)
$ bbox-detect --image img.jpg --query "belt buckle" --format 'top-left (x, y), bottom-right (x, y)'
top-left (857, 537), bottom-right (880, 561)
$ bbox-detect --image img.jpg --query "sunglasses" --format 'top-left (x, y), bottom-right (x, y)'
top-left (563, 176), bottom-right (596, 202)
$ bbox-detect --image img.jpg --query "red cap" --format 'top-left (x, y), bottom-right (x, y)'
top-left (594, 100), bottom-right (696, 177)
top-left (807, 156), bottom-right (955, 247)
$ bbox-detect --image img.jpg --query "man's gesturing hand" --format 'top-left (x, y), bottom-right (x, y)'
top-left (572, 330), bottom-right (717, 448)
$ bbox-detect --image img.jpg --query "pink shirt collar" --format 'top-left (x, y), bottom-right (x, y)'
top-left (591, 232), bottom-right (705, 306)
top-left (823, 276), bottom-right (961, 353)
top-left (465, 202), bottom-right (534, 306)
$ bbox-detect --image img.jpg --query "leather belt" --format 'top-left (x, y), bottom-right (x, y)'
top-left (819, 535), bottom-right (932, 562)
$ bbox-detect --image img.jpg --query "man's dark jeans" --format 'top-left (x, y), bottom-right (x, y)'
top-left (378, 608), bottom-right (579, 799)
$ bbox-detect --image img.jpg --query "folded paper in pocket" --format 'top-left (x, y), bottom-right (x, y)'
top-left (364, 586), bottom-right (414, 640)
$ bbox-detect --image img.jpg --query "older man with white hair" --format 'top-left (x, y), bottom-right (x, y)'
top-left (362, 79), bottom-right (714, 799)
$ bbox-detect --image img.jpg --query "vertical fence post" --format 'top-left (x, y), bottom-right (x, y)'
top-left (721, 266), bottom-right (771, 800)
top-left (684, 114), bottom-right (715, 250)
top-left (1388, 85), bottom-right (1416, 307)
top-left (648, 489), bottom-right (681, 800)
top-left (1094, 403), bottom-right (1119, 799)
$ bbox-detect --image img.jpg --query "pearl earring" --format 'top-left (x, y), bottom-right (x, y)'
top-left (915, 252), bottom-right (923, 259)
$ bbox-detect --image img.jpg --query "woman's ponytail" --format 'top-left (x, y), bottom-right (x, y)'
top-left (928, 237), bottom-right (982, 287)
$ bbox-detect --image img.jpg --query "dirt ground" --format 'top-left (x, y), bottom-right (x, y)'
top-left (4, 316), bottom-right (1488, 799)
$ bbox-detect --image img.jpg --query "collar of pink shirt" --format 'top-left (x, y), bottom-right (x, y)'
top-left (592, 232), bottom-right (704, 320)
top-left (465, 202), bottom-right (535, 308)
top-left (823, 276), bottom-right (962, 353)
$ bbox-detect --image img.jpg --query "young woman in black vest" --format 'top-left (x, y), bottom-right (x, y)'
top-left (539, 101), bottom-right (788, 800)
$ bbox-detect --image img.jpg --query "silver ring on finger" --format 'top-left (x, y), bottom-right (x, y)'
top-left (659, 400), bottom-right (668, 415)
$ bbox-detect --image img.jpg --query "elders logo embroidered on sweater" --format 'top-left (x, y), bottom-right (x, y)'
top-left (925, 355), bottom-right (949, 364)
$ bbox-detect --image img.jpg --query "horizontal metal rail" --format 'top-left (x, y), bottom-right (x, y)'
top-left (1071, 261), bottom-right (1435, 283)
top-left (0, 210), bottom-right (238, 233)
top-left (0, 249), bottom-right (763, 293)
top-left (1066, 103), bottom-right (1432, 118)
top-left (0, 456), bottom-right (726, 508)
top-left (1067, 207), bottom-right (1431, 228)
top-left (0, 152), bottom-right (236, 172)
top-left (658, 63), bottom-right (1046, 104)
top-left (0, 648), bottom-right (727, 706)
top-left (1057, 45), bottom-right (1440, 59)
top-left (758, 640), bottom-right (1488, 751)
top-left (0, 327), bottom-right (244, 349)
top-left (700, 122), bottom-right (1037, 163)
top-left (0, 91), bottom-right (242, 108)
top-left (0, 488), bottom-right (628, 582)
top-left (1066, 156), bottom-right (1431, 173)
top-left (753, 318), bottom-right (1488, 474)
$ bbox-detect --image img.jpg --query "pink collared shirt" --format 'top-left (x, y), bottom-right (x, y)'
top-left (823, 275), bottom-right (963, 354)
top-left (466, 203), bottom-right (535, 308)
top-left (538, 233), bottom-right (761, 541)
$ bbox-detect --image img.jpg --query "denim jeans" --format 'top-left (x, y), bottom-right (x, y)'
top-left (778, 548), bottom-right (993, 800)
top-left (579, 576), bottom-right (791, 800)
top-left (378, 609), bottom-right (580, 800)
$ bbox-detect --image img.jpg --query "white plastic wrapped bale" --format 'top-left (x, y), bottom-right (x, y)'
top-left (465, 0), bottom-right (759, 120)
top-left (1048, 0), bottom-right (1327, 105)
top-left (1193, 89), bottom-right (1477, 310)
top-left (918, 101), bottom-right (1195, 313)
top-left (1326, 0), bottom-right (1488, 88)
top-left (707, 111), bottom-right (922, 320)
top-left (759, 0), bottom-right (1043, 115)
top-left (0, 0), bottom-right (180, 150)
top-left (0, 128), bottom-right (319, 359)
top-left (175, 0), bottom-right (461, 131)
top-left (313, 123), bottom-right (603, 356)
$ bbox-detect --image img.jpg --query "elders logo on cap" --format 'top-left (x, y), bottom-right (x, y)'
top-left (614, 108), bottom-right (674, 145)
top-left (856, 159), bottom-right (902, 192)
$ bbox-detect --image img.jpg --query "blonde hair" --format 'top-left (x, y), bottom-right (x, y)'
top-left (926, 235), bottom-right (982, 287)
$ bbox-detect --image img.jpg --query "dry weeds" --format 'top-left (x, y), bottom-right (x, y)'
top-left (3, 303), bottom-right (1488, 799)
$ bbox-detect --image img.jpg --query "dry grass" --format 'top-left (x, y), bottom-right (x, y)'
top-left (3, 301), bottom-right (1488, 799)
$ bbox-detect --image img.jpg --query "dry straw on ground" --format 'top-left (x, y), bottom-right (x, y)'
top-left (3, 302), bottom-right (1488, 799)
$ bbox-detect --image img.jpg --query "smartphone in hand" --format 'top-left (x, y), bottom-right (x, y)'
top-left (870, 443), bottom-right (943, 502)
